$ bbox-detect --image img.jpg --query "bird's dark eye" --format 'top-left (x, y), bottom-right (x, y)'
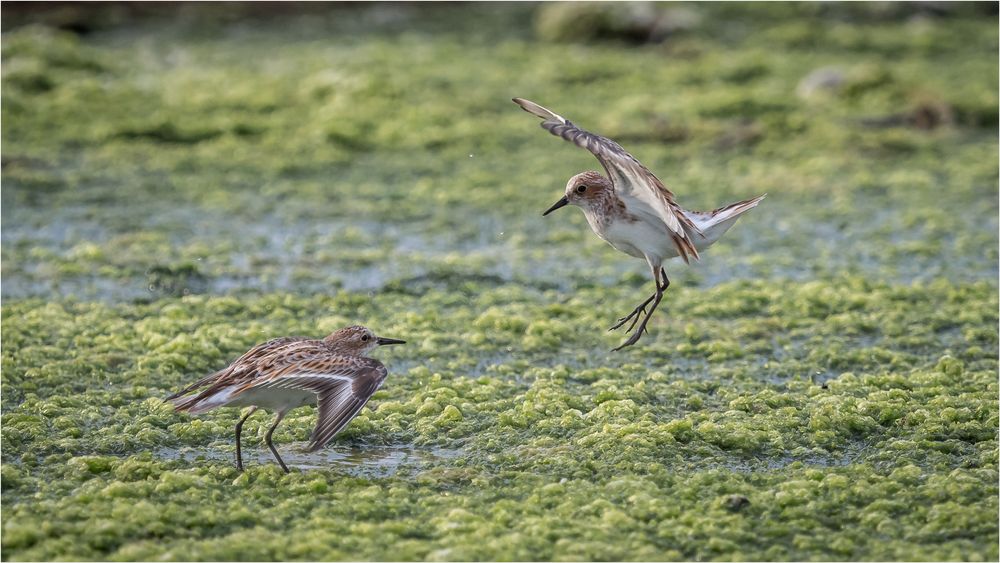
top-left (361, 334), bottom-right (370, 342)
top-left (576, 185), bottom-right (587, 193)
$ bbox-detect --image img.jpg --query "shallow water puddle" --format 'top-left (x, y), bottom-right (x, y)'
top-left (707, 439), bottom-right (876, 474)
top-left (5, 192), bottom-right (995, 301)
top-left (155, 444), bottom-right (462, 476)
top-left (716, 452), bottom-right (857, 474)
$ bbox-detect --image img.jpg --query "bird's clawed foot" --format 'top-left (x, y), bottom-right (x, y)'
top-left (609, 304), bottom-right (647, 333)
top-left (610, 268), bottom-right (669, 352)
top-left (612, 330), bottom-right (644, 352)
top-left (610, 314), bottom-right (653, 350)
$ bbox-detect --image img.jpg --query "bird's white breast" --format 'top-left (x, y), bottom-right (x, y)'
top-left (223, 386), bottom-right (315, 412)
top-left (596, 214), bottom-right (679, 263)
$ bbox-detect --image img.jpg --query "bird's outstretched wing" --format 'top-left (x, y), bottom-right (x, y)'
top-left (513, 97), bottom-right (701, 263)
top-left (252, 355), bottom-right (389, 452)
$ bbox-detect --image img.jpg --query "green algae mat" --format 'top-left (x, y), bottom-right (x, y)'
top-left (2, 3), bottom-right (998, 561)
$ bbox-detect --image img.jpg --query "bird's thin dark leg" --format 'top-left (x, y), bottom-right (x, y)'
top-left (632, 270), bottom-right (669, 335)
top-left (613, 268), bottom-right (669, 351)
top-left (234, 406), bottom-right (258, 472)
top-left (609, 268), bottom-right (670, 333)
top-left (644, 268), bottom-right (670, 335)
top-left (264, 410), bottom-right (289, 473)
top-left (631, 271), bottom-right (668, 340)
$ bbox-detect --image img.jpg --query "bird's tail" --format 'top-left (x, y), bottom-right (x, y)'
top-left (703, 194), bottom-right (766, 227)
top-left (164, 370), bottom-right (229, 413)
top-left (686, 194), bottom-right (766, 252)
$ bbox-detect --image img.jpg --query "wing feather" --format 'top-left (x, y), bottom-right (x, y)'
top-left (171, 336), bottom-right (391, 450)
top-left (249, 356), bottom-right (388, 452)
top-left (306, 385), bottom-right (373, 452)
top-left (513, 97), bottom-right (701, 262)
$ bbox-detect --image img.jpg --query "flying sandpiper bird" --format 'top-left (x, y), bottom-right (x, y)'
top-left (166, 325), bottom-right (405, 472)
top-left (513, 97), bottom-right (765, 351)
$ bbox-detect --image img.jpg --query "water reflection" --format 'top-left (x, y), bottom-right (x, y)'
top-left (156, 443), bottom-right (462, 476)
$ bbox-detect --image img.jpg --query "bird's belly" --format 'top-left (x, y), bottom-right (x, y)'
top-left (225, 387), bottom-right (315, 412)
top-left (601, 219), bottom-right (678, 261)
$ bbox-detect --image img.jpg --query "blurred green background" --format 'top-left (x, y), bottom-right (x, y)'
top-left (2, 2), bottom-right (998, 561)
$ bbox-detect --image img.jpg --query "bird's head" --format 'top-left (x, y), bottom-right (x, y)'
top-left (543, 171), bottom-right (613, 216)
top-left (323, 325), bottom-right (406, 356)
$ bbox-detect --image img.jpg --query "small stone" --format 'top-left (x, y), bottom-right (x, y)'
top-left (797, 67), bottom-right (845, 99)
top-left (724, 494), bottom-right (751, 511)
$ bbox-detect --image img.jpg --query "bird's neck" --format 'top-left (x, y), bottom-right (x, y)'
top-left (583, 191), bottom-right (627, 232)
top-left (323, 342), bottom-right (369, 357)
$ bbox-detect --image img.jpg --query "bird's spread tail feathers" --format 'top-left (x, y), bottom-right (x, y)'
top-left (703, 194), bottom-right (767, 227)
top-left (683, 194), bottom-right (766, 253)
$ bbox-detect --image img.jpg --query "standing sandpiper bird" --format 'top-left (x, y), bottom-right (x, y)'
top-left (513, 98), bottom-right (765, 351)
top-left (165, 325), bottom-right (405, 472)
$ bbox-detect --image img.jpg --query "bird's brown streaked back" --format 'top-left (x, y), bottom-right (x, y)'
top-left (169, 338), bottom-right (379, 411)
top-left (165, 336), bottom-right (307, 410)
top-left (512, 97), bottom-right (701, 263)
top-left (166, 324), bottom-right (405, 471)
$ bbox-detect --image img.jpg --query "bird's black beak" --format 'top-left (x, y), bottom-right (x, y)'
top-left (376, 336), bottom-right (406, 346)
top-left (542, 196), bottom-right (569, 216)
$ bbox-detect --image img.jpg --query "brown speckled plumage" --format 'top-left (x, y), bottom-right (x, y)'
top-left (513, 97), bottom-right (701, 263)
top-left (513, 97), bottom-right (765, 350)
top-left (166, 325), bottom-right (405, 471)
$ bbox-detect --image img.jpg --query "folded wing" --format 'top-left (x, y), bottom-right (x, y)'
top-left (513, 97), bottom-right (701, 262)
top-left (166, 336), bottom-right (308, 410)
